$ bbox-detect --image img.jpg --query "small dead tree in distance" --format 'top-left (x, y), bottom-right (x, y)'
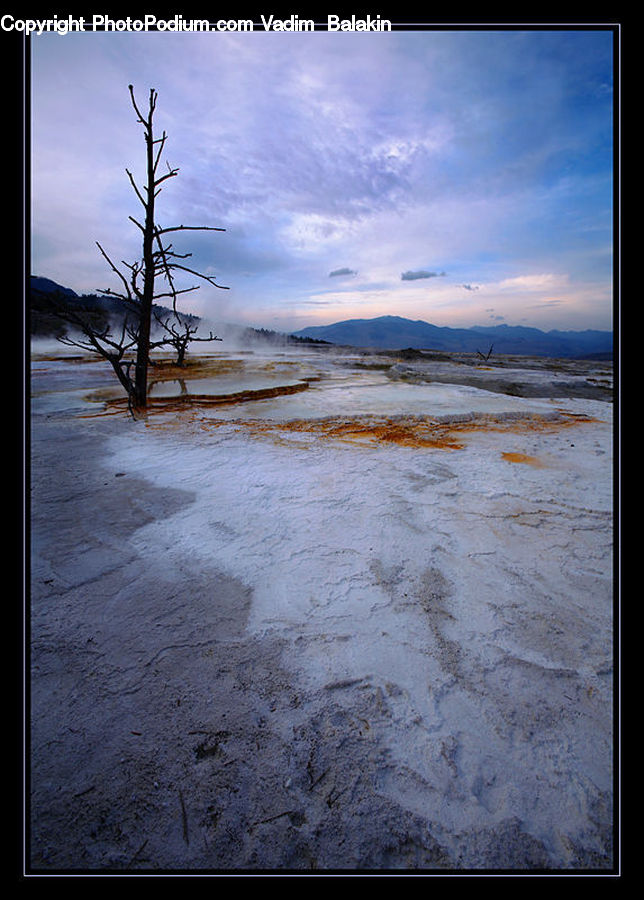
top-left (476, 344), bottom-right (494, 362)
top-left (55, 84), bottom-right (228, 409)
top-left (151, 309), bottom-right (222, 367)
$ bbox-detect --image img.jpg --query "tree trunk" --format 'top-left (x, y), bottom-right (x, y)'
top-left (133, 97), bottom-right (157, 409)
top-left (108, 357), bottom-right (134, 396)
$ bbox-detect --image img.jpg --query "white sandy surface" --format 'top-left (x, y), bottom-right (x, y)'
top-left (29, 346), bottom-right (615, 872)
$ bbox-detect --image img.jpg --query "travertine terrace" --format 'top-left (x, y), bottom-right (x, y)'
top-left (29, 343), bottom-right (615, 872)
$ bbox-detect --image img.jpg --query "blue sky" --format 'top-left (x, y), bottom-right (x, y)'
top-left (31, 26), bottom-right (615, 332)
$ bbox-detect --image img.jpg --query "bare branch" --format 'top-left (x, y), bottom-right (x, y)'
top-left (152, 170), bottom-right (179, 194)
top-left (165, 262), bottom-right (229, 290)
top-left (128, 215), bottom-right (145, 232)
top-left (152, 286), bottom-right (200, 301)
top-left (190, 332), bottom-right (222, 343)
top-left (156, 166), bottom-right (177, 182)
top-left (44, 298), bottom-right (137, 358)
top-left (156, 224), bottom-right (226, 236)
top-left (125, 168), bottom-right (147, 208)
top-left (128, 83), bottom-right (148, 126)
top-left (152, 132), bottom-right (167, 174)
top-left (96, 241), bottom-right (134, 302)
top-left (156, 247), bottom-right (193, 260)
top-left (152, 226), bottom-right (180, 312)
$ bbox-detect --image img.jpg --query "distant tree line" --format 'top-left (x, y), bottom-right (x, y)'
top-left (30, 286), bottom-right (331, 348)
top-left (243, 326), bottom-right (331, 346)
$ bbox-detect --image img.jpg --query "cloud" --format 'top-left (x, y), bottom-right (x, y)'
top-left (329, 267), bottom-right (357, 278)
top-left (526, 298), bottom-right (564, 308)
top-left (401, 270), bottom-right (446, 281)
top-left (284, 298), bottom-right (334, 306)
top-left (30, 30), bottom-right (614, 333)
top-left (497, 273), bottom-right (567, 291)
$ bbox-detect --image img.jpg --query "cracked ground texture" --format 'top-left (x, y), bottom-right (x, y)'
top-left (28, 352), bottom-right (614, 872)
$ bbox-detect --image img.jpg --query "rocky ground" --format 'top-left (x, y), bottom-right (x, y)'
top-left (27, 347), bottom-right (616, 875)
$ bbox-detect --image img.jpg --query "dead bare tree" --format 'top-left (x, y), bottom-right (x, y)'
top-left (54, 84), bottom-right (228, 410)
top-left (151, 309), bottom-right (222, 366)
top-left (476, 344), bottom-right (494, 362)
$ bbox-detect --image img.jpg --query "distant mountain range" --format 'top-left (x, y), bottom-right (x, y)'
top-left (292, 315), bottom-right (613, 359)
top-left (30, 279), bottom-right (613, 359)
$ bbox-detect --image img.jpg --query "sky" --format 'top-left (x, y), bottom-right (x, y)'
top-left (30, 25), bottom-right (615, 333)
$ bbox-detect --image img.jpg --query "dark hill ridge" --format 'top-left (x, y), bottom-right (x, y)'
top-left (29, 274), bottom-right (203, 339)
top-left (292, 314), bottom-right (613, 359)
top-left (31, 276), bottom-right (79, 297)
top-left (30, 275), bottom-right (199, 322)
top-left (29, 276), bottom-right (328, 346)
